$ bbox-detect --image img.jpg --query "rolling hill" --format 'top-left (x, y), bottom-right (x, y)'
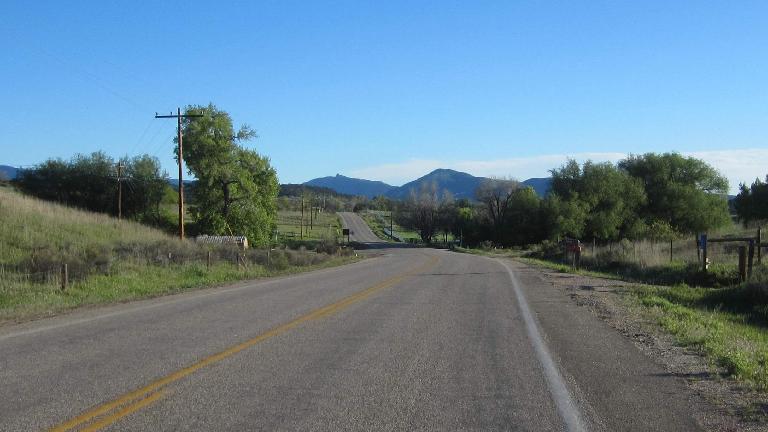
top-left (388, 169), bottom-right (483, 200)
top-left (305, 174), bottom-right (396, 198)
top-left (0, 165), bottom-right (18, 181)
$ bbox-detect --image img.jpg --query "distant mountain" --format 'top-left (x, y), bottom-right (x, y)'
top-left (166, 179), bottom-right (195, 188)
top-left (521, 177), bottom-right (552, 197)
top-left (279, 183), bottom-right (353, 198)
top-left (305, 174), bottom-right (396, 198)
top-left (0, 165), bottom-right (18, 181)
top-left (387, 168), bottom-right (484, 200)
top-left (303, 169), bottom-right (552, 200)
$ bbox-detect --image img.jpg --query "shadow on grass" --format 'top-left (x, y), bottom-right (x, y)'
top-left (651, 280), bottom-right (768, 329)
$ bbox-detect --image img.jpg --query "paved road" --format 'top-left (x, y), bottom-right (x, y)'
top-left (0, 213), bottom-right (711, 431)
top-left (338, 211), bottom-right (382, 243)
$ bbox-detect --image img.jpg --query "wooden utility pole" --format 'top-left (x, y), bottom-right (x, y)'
top-left (390, 208), bottom-right (394, 237)
top-left (155, 108), bottom-right (203, 240)
top-left (116, 162), bottom-right (125, 220)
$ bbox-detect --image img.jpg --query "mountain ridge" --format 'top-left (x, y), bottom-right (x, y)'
top-left (304, 169), bottom-right (552, 199)
top-left (0, 165), bottom-right (19, 181)
top-left (305, 174), bottom-right (396, 198)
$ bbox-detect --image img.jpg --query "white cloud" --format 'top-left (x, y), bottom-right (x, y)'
top-left (347, 148), bottom-right (768, 194)
top-left (687, 149), bottom-right (768, 192)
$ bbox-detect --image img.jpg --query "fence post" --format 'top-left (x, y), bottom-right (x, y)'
top-left (701, 234), bottom-right (708, 273)
top-left (207, 251), bottom-right (211, 268)
top-left (60, 263), bottom-right (68, 291)
top-left (738, 246), bottom-right (747, 283)
top-left (696, 234), bottom-right (701, 263)
top-left (758, 227), bottom-right (762, 265)
top-left (575, 244), bottom-right (581, 269)
top-left (669, 239), bottom-right (673, 263)
top-left (748, 240), bottom-right (755, 280)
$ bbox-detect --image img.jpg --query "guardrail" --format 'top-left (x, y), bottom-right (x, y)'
top-left (383, 227), bottom-right (403, 242)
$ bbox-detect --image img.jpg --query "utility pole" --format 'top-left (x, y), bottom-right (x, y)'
top-left (390, 207), bottom-right (394, 238)
top-left (300, 195), bottom-right (304, 239)
top-left (116, 162), bottom-right (125, 220)
top-left (155, 108), bottom-right (203, 240)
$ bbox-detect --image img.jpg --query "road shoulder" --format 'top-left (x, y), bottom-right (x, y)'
top-left (515, 257), bottom-right (768, 431)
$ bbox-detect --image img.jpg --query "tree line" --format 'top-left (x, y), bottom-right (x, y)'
top-left (733, 176), bottom-right (768, 226)
top-left (392, 153), bottom-right (737, 246)
top-left (16, 152), bottom-right (170, 224)
top-left (15, 104), bottom-right (280, 245)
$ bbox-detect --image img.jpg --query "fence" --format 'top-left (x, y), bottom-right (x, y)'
top-left (701, 228), bottom-right (764, 281)
top-left (553, 228), bottom-right (765, 284)
top-left (0, 244), bottom-right (350, 293)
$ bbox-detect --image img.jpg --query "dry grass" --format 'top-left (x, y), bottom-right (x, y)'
top-left (0, 186), bottom-right (359, 322)
top-left (0, 186), bottom-right (177, 265)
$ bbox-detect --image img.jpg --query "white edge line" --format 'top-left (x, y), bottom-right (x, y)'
top-left (496, 258), bottom-right (588, 432)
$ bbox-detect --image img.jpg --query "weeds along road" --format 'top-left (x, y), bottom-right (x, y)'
top-left (0, 212), bottom-right (711, 431)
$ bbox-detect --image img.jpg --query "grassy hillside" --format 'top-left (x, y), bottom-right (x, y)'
top-left (275, 210), bottom-right (343, 248)
top-left (0, 186), bottom-right (356, 323)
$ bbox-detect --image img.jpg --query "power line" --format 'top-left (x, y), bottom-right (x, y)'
top-left (127, 117), bottom-right (157, 156)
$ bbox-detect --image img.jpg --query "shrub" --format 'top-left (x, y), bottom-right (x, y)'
top-left (268, 250), bottom-right (289, 270)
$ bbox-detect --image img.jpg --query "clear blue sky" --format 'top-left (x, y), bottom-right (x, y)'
top-left (2, 1), bottom-right (767, 192)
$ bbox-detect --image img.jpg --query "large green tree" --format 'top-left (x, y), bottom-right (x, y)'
top-left (548, 160), bottom-right (646, 241)
top-left (733, 176), bottom-right (768, 225)
top-left (179, 104), bottom-right (279, 245)
top-left (121, 154), bottom-right (171, 223)
top-left (505, 186), bottom-right (543, 245)
top-left (618, 153), bottom-right (730, 234)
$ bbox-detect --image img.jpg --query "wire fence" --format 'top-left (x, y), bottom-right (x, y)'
top-left (0, 243), bottom-right (354, 291)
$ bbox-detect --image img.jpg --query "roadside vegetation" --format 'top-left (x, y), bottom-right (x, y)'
top-left (636, 267), bottom-right (768, 389)
top-left (0, 186), bottom-right (357, 323)
top-left (0, 102), bottom-right (365, 323)
top-left (359, 211), bottom-right (393, 242)
top-left (275, 209), bottom-right (343, 249)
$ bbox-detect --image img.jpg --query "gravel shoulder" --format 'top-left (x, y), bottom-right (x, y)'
top-left (518, 258), bottom-right (768, 431)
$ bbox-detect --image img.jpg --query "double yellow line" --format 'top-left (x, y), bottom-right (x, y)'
top-left (50, 254), bottom-right (440, 431)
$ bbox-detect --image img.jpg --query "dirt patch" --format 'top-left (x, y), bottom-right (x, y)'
top-left (522, 260), bottom-right (768, 432)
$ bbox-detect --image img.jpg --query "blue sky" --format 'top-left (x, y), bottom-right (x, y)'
top-left (1, 1), bottom-right (766, 192)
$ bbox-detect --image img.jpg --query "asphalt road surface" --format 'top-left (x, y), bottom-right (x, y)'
top-left (338, 211), bottom-right (382, 243)
top-left (0, 213), bottom-right (712, 431)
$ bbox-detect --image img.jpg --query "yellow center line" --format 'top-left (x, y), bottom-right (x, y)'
top-left (78, 391), bottom-right (167, 432)
top-left (49, 253), bottom-right (440, 432)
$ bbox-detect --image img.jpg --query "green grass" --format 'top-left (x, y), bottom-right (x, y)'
top-left (0, 187), bottom-right (359, 323)
top-left (1, 256), bottom-right (358, 323)
top-left (635, 272), bottom-right (768, 389)
top-left (360, 212), bottom-right (395, 242)
top-left (360, 210), bottom-right (449, 243)
top-left (515, 250), bottom-right (768, 390)
top-left (275, 210), bottom-right (341, 243)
